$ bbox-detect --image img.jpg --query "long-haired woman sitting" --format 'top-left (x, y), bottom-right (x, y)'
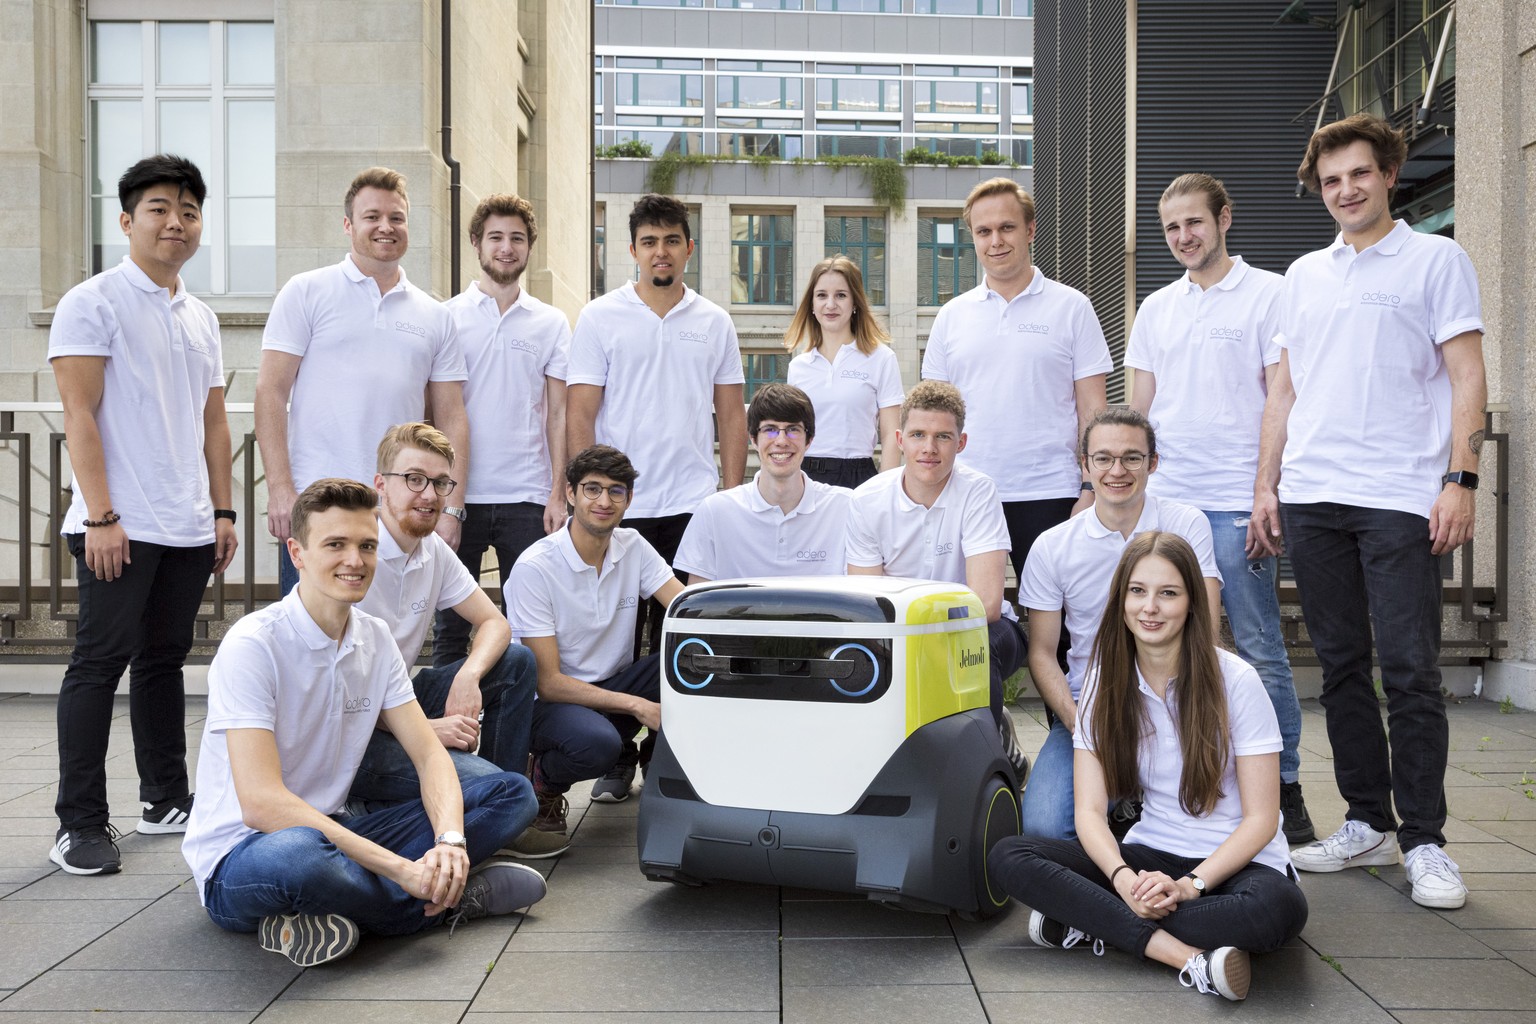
top-left (987, 530), bottom-right (1308, 1001)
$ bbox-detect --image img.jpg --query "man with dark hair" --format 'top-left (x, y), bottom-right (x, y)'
top-left (434, 194), bottom-right (570, 667)
top-left (923, 177), bottom-right (1113, 577)
top-left (1018, 408), bottom-right (1222, 839)
top-left (1254, 113), bottom-right (1487, 909)
top-left (567, 194), bottom-right (747, 655)
top-left (183, 478), bottom-right (544, 968)
top-left (675, 383), bottom-right (852, 583)
top-left (1125, 172), bottom-right (1313, 844)
top-left (845, 380), bottom-right (1030, 779)
top-left (256, 166), bottom-right (469, 595)
top-left (506, 446), bottom-right (686, 838)
top-left (48, 154), bottom-right (237, 875)
top-left (350, 423), bottom-right (552, 858)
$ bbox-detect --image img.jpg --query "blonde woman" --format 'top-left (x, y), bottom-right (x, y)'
top-left (784, 256), bottom-right (903, 488)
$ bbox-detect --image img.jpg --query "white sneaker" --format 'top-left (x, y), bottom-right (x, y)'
top-left (1290, 820), bottom-right (1399, 873)
top-left (1405, 844), bottom-right (1467, 909)
top-left (1179, 947), bottom-right (1250, 1001)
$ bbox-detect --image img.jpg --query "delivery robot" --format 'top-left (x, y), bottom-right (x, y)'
top-left (636, 575), bottom-right (1020, 918)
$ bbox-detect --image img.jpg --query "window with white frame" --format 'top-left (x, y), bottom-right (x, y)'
top-left (88, 19), bottom-right (275, 295)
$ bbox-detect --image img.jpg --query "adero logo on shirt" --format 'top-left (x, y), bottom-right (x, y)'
top-left (186, 334), bottom-right (211, 354)
top-left (616, 595), bottom-right (638, 610)
top-left (343, 695), bottom-right (373, 714)
top-left (410, 598), bottom-right (430, 614)
top-left (1209, 326), bottom-right (1244, 340)
top-left (1016, 322), bottom-right (1050, 335)
top-left (934, 541), bottom-right (955, 556)
top-left (1361, 291), bottom-right (1402, 307)
top-left (506, 337), bottom-right (540, 356)
top-left (796, 549), bottom-right (828, 562)
top-left (838, 369), bottom-right (870, 381)
top-left (678, 330), bottom-right (709, 344)
top-left (394, 320), bottom-right (428, 338)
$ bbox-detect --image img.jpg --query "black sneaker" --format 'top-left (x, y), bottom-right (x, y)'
top-left (590, 762), bottom-right (637, 803)
top-left (49, 824), bottom-right (122, 875)
top-left (1028, 909), bottom-right (1105, 955)
top-left (137, 794), bottom-right (194, 835)
top-left (258, 912), bottom-right (360, 966)
top-left (999, 715), bottom-right (1031, 785)
top-left (1280, 781), bottom-right (1316, 844)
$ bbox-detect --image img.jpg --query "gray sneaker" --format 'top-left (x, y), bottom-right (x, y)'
top-left (258, 912), bottom-right (360, 966)
top-left (590, 762), bottom-right (637, 803)
top-left (455, 862), bottom-right (548, 924)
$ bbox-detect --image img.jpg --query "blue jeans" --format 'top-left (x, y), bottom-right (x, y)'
top-left (434, 502), bottom-right (547, 667)
top-left (277, 538), bottom-right (299, 596)
top-left (348, 645), bottom-right (537, 808)
top-left (1204, 510), bottom-right (1302, 782)
top-left (532, 654), bottom-right (660, 792)
top-left (202, 773), bottom-right (534, 935)
top-left (1020, 714), bottom-right (1076, 839)
top-left (988, 837), bottom-right (1308, 957)
top-left (1280, 502), bottom-right (1448, 852)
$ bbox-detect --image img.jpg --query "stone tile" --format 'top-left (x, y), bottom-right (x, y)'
top-left (0, 969), bottom-right (289, 1012)
top-left (506, 930), bottom-right (776, 953)
top-left (965, 943), bottom-right (1172, 993)
top-left (472, 949), bottom-right (778, 1013)
top-left (282, 919), bottom-right (517, 1001)
top-left (1393, 1014), bottom-right (1536, 1024)
top-left (256, 1000), bottom-right (467, 1022)
top-left (467, 1015), bottom-right (776, 1023)
top-left (57, 893), bottom-right (289, 974)
top-left (1464, 928), bottom-right (1536, 951)
top-left (0, 1014), bottom-right (254, 1023)
top-left (0, 922), bottom-right (123, 989)
top-left (9, 870), bottom-right (192, 901)
top-left (1336, 957), bottom-right (1536, 1009)
top-left (1423, 890), bottom-right (1536, 929)
top-left (782, 983), bottom-right (987, 1024)
top-left (783, 936), bottom-right (969, 987)
top-left (780, 898), bottom-right (952, 938)
top-left (1301, 911), bottom-right (1498, 957)
top-left (516, 862), bottom-right (778, 934)
top-left (1293, 867), bottom-right (1424, 913)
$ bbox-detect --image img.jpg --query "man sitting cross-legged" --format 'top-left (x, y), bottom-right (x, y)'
top-left (182, 479), bottom-right (545, 967)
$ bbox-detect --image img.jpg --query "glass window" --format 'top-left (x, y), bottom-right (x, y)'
top-left (593, 203), bottom-right (607, 298)
top-left (917, 216), bottom-right (976, 305)
top-left (816, 76), bottom-right (901, 114)
top-left (916, 80), bottom-right (998, 116)
top-left (719, 0), bottom-right (802, 7)
top-left (607, 0), bottom-right (703, 6)
top-left (718, 118), bottom-right (803, 158)
top-left (615, 57), bottom-right (703, 70)
top-left (915, 65), bottom-right (998, 78)
top-left (743, 352), bottom-right (787, 400)
top-left (614, 115), bottom-right (703, 155)
top-left (915, 0), bottom-right (1001, 13)
top-left (814, 121), bottom-right (901, 158)
top-left (913, 134), bottom-right (1002, 159)
top-left (716, 75), bottom-right (802, 111)
top-left (816, 0), bottom-right (900, 9)
top-left (1011, 80), bottom-right (1032, 120)
top-left (732, 213), bottom-right (794, 305)
top-left (89, 19), bottom-right (275, 295)
top-left (824, 215), bottom-right (886, 306)
top-left (615, 71), bottom-right (703, 108)
top-left (1011, 134), bottom-right (1033, 167)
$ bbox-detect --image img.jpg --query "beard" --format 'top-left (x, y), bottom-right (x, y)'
top-left (648, 273), bottom-right (676, 288)
top-left (385, 494), bottom-right (439, 538)
top-left (480, 255), bottom-right (524, 287)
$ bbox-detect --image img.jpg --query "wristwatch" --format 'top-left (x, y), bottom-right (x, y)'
top-left (435, 830), bottom-right (468, 849)
top-left (1183, 871), bottom-right (1206, 897)
top-left (1442, 471), bottom-right (1479, 491)
top-left (442, 506), bottom-right (468, 523)
top-left (214, 508), bottom-right (237, 524)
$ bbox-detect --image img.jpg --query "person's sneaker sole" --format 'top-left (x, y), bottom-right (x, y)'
top-left (590, 765), bottom-right (636, 803)
top-left (48, 841), bottom-right (120, 876)
top-left (1027, 909), bottom-right (1065, 948)
top-left (1291, 839), bottom-right (1399, 872)
top-left (1409, 885), bottom-right (1467, 910)
top-left (258, 912), bottom-right (359, 967)
top-left (136, 796), bottom-right (194, 835)
top-left (1209, 947), bottom-right (1251, 1001)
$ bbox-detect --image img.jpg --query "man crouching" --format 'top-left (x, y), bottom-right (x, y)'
top-left (182, 478), bottom-right (545, 966)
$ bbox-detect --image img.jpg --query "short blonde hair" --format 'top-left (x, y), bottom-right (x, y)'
top-left (345, 166), bottom-right (408, 218)
top-left (962, 177), bottom-right (1036, 228)
top-left (901, 380), bottom-right (966, 432)
top-left (376, 422), bottom-right (455, 474)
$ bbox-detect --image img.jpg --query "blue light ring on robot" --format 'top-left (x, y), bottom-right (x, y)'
top-left (827, 643), bottom-right (880, 697)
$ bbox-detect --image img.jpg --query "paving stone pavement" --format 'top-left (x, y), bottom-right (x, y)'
top-left (1, 689), bottom-right (1535, 1021)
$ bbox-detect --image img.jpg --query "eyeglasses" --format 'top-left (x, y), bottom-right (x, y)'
top-left (381, 471), bottom-right (458, 495)
top-left (1087, 452), bottom-right (1149, 471)
top-left (757, 424), bottom-right (806, 441)
top-left (580, 481), bottom-right (631, 502)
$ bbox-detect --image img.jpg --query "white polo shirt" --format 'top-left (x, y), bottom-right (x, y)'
top-left (1077, 647), bottom-right (1289, 875)
top-left (786, 343), bottom-right (904, 459)
top-left (922, 271), bottom-right (1114, 502)
top-left (674, 472), bottom-right (852, 580)
top-left (1124, 257), bottom-right (1282, 511)
top-left (182, 589), bottom-right (416, 898)
top-left (445, 282), bottom-right (571, 505)
top-left (1018, 494), bottom-right (1220, 699)
top-left (845, 463), bottom-right (1017, 620)
top-left (506, 524), bottom-right (675, 683)
top-left (49, 257), bottom-right (223, 547)
top-left (357, 520), bottom-right (480, 667)
top-left (263, 255), bottom-right (466, 490)
top-left (1277, 220), bottom-right (1484, 518)
top-left (566, 282), bottom-right (744, 518)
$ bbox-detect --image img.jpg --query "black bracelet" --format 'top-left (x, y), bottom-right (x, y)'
top-left (1080, 481), bottom-right (1094, 492)
top-left (214, 508), bottom-right (237, 525)
top-left (1110, 863), bottom-right (1132, 884)
top-left (82, 510), bottom-right (121, 528)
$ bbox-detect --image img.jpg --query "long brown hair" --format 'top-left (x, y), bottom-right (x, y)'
top-left (783, 255), bottom-right (889, 356)
top-left (1086, 531), bottom-right (1231, 817)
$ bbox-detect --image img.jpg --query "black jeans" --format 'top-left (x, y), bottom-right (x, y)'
top-left (802, 455), bottom-right (878, 490)
top-left (625, 512), bottom-right (690, 658)
top-left (433, 501), bottom-right (547, 667)
top-left (56, 534), bottom-right (214, 829)
top-left (988, 836), bottom-right (1308, 958)
top-left (1001, 497), bottom-right (1078, 581)
top-left (989, 618), bottom-right (1026, 727)
top-left (1281, 501), bottom-right (1449, 851)
top-left (531, 654), bottom-right (661, 791)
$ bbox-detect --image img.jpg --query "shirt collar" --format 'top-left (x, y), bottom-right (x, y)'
top-left (375, 516), bottom-right (429, 570)
top-left (1178, 255), bottom-right (1248, 295)
top-left (618, 280), bottom-right (697, 316)
top-left (1082, 494), bottom-right (1159, 539)
top-left (979, 268), bottom-right (1045, 303)
top-left (748, 471), bottom-right (819, 515)
top-left (1328, 219), bottom-right (1411, 262)
top-left (466, 280), bottom-right (532, 317)
top-left (555, 521), bottom-right (627, 575)
top-left (895, 467), bottom-right (957, 511)
top-left (341, 253), bottom-right (409, 294)
top-left (117, 256), bottom-right (185, 305)
top-left (280, 586), bottom-right (361, 653)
